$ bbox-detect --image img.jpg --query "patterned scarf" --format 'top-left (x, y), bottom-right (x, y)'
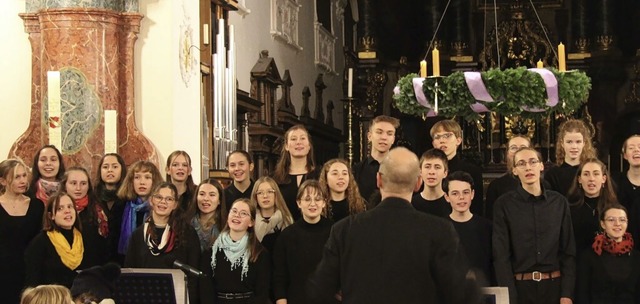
top-left (118, 197), bottom-right (148, 254)
top-left (191, 216), bottom-right (220, 251)
top-left (95, 204), bottom-right (109, 237)
top-left (592, 232), bottom-right (635, 256)
top-left (36, 179), bottom-right (60, 205)
top-left (211, 232), bottom-right (250, 280)
top-left (74, 196), bottom-right (89, 212)
top-left (255, 209), bottom-right (285, 241)
top-left (47, 228), bottom-right (84, 270)
top-left (143, 222), bottom-right (175, 256)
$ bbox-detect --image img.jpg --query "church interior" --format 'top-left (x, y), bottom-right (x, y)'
top-left (1, 0), bottom-right (640, 182)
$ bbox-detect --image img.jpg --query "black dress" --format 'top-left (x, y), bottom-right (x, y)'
top-left (0, 199), bottom-right (44, 304)
top-left (24, 229), bottom-right (88, 288)
top-left (78, 205), bottom-right (110, 267)
top-left (272, 217), bottom-right (336, 304)
top-left (329, 199), bottom-right (349, 223)
top-left (200, 247), bottom-right (271, 304)
top-left (225, 181), bottom-right (255, 211)
top-left (571, 197), bottom-right (601, 255)
top-left (544, 162), bottom-right (579, 197)
top-left (276, 170), bottom-right (319, 221)
top-left (577, 248), bottom-right (640, 304)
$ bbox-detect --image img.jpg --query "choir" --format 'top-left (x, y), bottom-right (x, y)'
top-left (4, 117), bottom-right (640, 304)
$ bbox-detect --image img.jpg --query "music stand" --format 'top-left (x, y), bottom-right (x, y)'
top-left (113, 268), bottom-right (187, 304)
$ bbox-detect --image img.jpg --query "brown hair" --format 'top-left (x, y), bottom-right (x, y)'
top-left (116, 160), bottom-right (163, 201)
top-left (419, 149), bottom-right (449, 171)
top-left (567, 158), bottom-right (618, 218)
top-left (318, 159), bottom-right (366, 218)
top-left (20, 284), bottom-right (73, 304)
top-left (226, 150), bottom-right (254, 166)
top-left (223, 198), bottom-right (265, 262)
top-left (371, 115), bottom-right (400, 130)
top-left (43, 192), bottom-right (82, 232)
top-left (185, 178), bottom-right (227, 247)
top-left (165, 150), bottom-right (196, 195)
top-left (430, 119), bottom-right (462, 138)
top-left (599, 204), bottom-right (628, 221)
top-left (60, 167), bottom-right (105, 228)
top-left (0, 159), bottom-right (30, 195)
top-left (622, 134), bottom-right (640, 153)
top-left (273, 125), bottom-right (316, 184)
top-left (555, 119), bottom-right (597, 165)
top-left (29, 145), bottom-right (66, 192)
top-left (250, 177), bottom-right (293, 227)
top-left (145, 182), bottom-right (189, 248)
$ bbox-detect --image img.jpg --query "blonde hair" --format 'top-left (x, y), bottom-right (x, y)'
top-left (0, 158), bottom-right (30, 195)
top-left (250, 177), bottom-right (293, 227)
top-left (21, 285), bottom-right (73, 304)
top-left (555, 119), bottom-right (597, 165)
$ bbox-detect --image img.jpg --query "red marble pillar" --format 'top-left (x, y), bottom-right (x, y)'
top-left (10, 8), bottom-right (158, 175)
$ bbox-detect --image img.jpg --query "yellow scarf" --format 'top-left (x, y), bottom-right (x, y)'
top-left (47, 229), bottom-right (84, 270)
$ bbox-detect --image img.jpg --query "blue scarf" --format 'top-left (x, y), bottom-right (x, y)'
top-left (118, 197), bottom-right (149, 254)
top-left (191, 216), bottom-right (220, 252)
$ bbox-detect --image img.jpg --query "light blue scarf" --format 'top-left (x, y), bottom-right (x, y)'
top-left (211, 231), bottom-right (250, 280)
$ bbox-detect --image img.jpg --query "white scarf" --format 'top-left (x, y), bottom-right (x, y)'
top-left (211, 231), bottom-right (250, 280)
top-left (255, 209), bottom-right (286, 241)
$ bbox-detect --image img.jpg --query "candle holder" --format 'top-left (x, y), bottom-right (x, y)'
top-left (426, 76), bottom-right (444, 115)
top-left (342, 97), bottom-right (356, 166)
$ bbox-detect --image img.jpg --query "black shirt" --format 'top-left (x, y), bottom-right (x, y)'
top-left (544, 162), bottom-right (579, 197)
top-left (273, 217), bottom-right (335, 304)
top-left (577, 248), bottom-right (640, 304)
top-left (486, 174), bottom-right (552, 220)
top-left (329, 199), bottom-right (349, 223)
top-left (493, 186), bottom-right (576, 302)
top-left (449, 215), bottom-right (493, 285)
top-left (411, 193), bottom-right (451, 218)
top-left (570, 196), bottom-right (601, 255)
top-left (225, 180), bottom-right (255, 211)
top-left (353, 156), bottom-right (380, 203)
top-left (448, 155), bottom-right (485, 216)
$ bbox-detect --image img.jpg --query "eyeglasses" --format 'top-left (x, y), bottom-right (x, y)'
top-left (433, 132), bottom-right (455, 140)
top-left (229, 208), bottom-right (250, 218)
top-left (256, 189), bottom-right (276, 196)
top-left (514, 159), bottom-right (541, 168)
top-left (152, 194), bottom-right (176, 204)
top-left (300, 197), bottom-right (324, 205)
top-left (448, 190), bottom-right (472, 198)
top-left (605, 217), bottom-right (628, 224)
top-left (508, 145), bottom-right (529, 152)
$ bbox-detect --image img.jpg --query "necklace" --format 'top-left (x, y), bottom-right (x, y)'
top-left (584, 200), bottom-right (595, 216)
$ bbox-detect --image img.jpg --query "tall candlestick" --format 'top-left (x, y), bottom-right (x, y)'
top-left (432, 48), bottom-right (440, 77)
top-left (47, 71), bottom-right (62, 149)
top-left (536, 59), bottom-right (543, 69)
top-left (347, 68), bottom-right (353, 97)
top-left (420, 60), bottom-right (427, 78)
top-left (558, 43), bottom-right (566, 72)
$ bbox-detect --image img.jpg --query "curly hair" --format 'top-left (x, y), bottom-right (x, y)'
top-left (318, 158), bottom-right (366, 219)
top-left (555, 119), bottom-right (597, 165)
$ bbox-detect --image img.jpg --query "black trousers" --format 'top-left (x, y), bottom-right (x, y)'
top-left (514, 278), bottom-right (562, 304)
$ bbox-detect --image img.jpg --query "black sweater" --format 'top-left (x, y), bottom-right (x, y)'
top-left (544, 162), bottom-right (579, 197)
top-left (200, 246), bottom-right (271, 304)
top-left (577, 249), bottom-right (640, 304)
top-left (25, 229), bottom-right (88, 288)
top-left (411, 193), bottom-right (451, 219)
top-left (273, 217), bottom-right (335, 304)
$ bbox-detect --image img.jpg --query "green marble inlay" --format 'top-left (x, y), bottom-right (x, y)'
top-left (27, 0), bottom-right (139, 13)
top-left (43, 67), bottom-right (102, 154)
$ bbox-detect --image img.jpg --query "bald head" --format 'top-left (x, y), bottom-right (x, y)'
top-left (378, 147), bottom-right (421, 195)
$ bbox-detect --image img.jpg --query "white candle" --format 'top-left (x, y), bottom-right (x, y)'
top-left (47, 71), bottom-right (62, 149)
top-left (347, 68), bottom-right (353, 98)
top-left (203, 24), bottom-right (209, 45)
top-left (104, 110), bottom-right (117, 153)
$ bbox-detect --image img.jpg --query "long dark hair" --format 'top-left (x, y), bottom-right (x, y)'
top-left (185, 179), bottom-right (227, 246)
top-left (43, 192), bottom-right (82, 232)
top-left (273, 125), bottom-right (315, 184)
top-left (318, 158), bottom-right (366, 218)
top-left (60, 166), bottom-right (105, 227)
top-left (95, 153), bottom-right (127, 197)
top-left (567, 158), bottom-right (618, 217)
top-left (145, 182), bottom-right (188, 248)
top-left (222, 198), bottom-right (265, 262)
top-left (29, 145), bottom-right (66, 192)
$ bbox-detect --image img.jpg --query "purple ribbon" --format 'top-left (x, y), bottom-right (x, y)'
top-left (470, 102), bottom-right (490, 113)
top-left (413, 77), bottom-right (431, 108)
top-left (393, 86), bottom-right (400, 95)
top-left (521, 68), bottom-right (559, 112)
top-left (464, 72), bottom-right (494, 102)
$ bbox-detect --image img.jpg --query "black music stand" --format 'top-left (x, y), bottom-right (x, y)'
top-left (113, 268), bottom-right (187, 304)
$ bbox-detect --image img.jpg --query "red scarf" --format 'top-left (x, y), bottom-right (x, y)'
top-left (74, 196), bottom-right (89, 212)
top-left (592, 232), bottom-right (634, 256)
top-left (36, 179), bottom-right (60, 205)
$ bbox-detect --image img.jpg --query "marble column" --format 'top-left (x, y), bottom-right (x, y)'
top-left (10, 0), bottom-right (158, 175)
